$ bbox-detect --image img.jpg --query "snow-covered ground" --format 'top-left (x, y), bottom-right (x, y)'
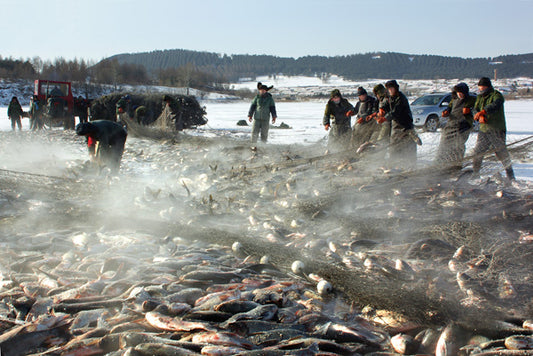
top-left (1, 99), bottom-right (532, 180)
top-left (232, 75), bottom-right (533, 99)
top-left (1, 73), bottom-right (532, 180)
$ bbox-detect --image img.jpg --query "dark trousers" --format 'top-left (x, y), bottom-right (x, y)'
top-left (472, 130), bottom-right (512, 173)
top-left (10, 117), bottom-right (22, 131)
top-left (390, 127), bottom-right (417, 169)
top-left (435, 123), bottom-right (471, 170)
top-left (328, 123), bottom-right (352, 152)
top-left (251, 119), bottom-right (270, 144)
top-left (97, 133), bottom-right (127, 173)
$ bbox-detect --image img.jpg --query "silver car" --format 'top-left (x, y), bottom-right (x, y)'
top-left (411, 93), bottom-right (452, 132)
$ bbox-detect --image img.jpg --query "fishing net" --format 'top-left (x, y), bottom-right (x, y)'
top-left (1, 127), bottom-right (532, 333)
top-left (89, 93), bottom-right (207, 128)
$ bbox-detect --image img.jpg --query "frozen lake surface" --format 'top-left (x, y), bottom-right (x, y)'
top-left (1, 99), bottom-right (532, 179)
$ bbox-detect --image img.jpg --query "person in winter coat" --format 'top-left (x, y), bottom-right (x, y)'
top-left (351, 87), bottom-right (378, 149)
top-left (435, 82), bottom-right (476, 171)
top-left (76, 120), bottom-right (128, 174)
top-left (472, 77), bottom-right (515, 180)
top-left (163, 95), bottom-right (184, 130)
top-left (323, 89), bottom-right (354, 152)
top-left (373, 84), bottom-right (391, 146)
top-left (116, 94), bottom-right (133, 125)
top-left (7, 96), bottom-right (24, 131)
top-left (29, 95), bottom-right (44, 131)
top-left (382, 80), bottom-right (417, 168)
top-left (248, 82), bottom-right (277, 149)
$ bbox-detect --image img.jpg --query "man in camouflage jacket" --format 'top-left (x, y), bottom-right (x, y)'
top-left (323, 89), bottom-right (354, 152)
top-left (248, 82), bottom-right (277, 148)
top-left (472, 77), bottom-right (514, 180)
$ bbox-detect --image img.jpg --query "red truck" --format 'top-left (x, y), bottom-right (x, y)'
top-left (31, 79), bottom-right (76, 129)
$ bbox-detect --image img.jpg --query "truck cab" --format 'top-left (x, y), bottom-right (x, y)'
top-left (33, 79), bottom-right (75, 129)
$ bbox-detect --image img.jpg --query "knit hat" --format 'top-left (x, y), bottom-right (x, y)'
top-left (385, 80), bottom-right (399, 89)
top-left (453, 82), bottom-right (469, 95)
top-left (477, 77), bottom-right (492, 87)
top-left (257, 82), bottom-right (273, 91)
top-left (373, 84), bottom-right (386, 96)
top-left (330, 89), bottom-right (342, 98)
top-left (76, 123), bottom-right (95, 136)
top-left (357, 87), bottom-right (367, 96)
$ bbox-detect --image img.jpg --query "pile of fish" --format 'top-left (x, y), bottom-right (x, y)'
top-left (0, 129), bottom-right (532, 355)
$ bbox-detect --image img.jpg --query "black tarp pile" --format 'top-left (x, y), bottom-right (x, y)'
top-left (89, 93), bottom-right (207, 130)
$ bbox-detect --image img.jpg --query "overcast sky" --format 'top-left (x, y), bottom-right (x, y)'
top-left (2, 0), bottom-right (532, 62)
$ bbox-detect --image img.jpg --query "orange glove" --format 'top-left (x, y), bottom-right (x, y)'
top-left (325, 124), bottom-right (330, 131)
top-left (379, 108), bottom-right (386, 117)
top-left (462, 107), bottom-right (471, 115)
top-left (367, 113), bottom-right (376, 122)
top-left (346, 110), bottom-right (354, 117)
top-left (441, 110), bottom-right (450, 117)
top-left (474, 110), bottom-right (487, 122)
top-left (357, 117), bottom-right (364, 124)
top-left (376, 116), bottom-right (387, 124)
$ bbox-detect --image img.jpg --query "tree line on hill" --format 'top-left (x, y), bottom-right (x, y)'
top-left (0, 55), bottom-right (225, 91)
top-left (0, 56), bottom-right (150, 85)
top-left (1, 50), bottom-right (532, 91)
top-left (110, 49), bottom-right (533, 81)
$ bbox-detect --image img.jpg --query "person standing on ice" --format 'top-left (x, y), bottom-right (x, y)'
top-left (382, 80), bottom-right (418, 169)
top-left (435, 82), bottom-right (476, 171)
top-left (351, 86), bottom-right (378, 149)
top-left (373, 84), bottom-right (391, 151)
top-left (248, 82), bottom-right (277, 150)
top-left (323, 89), bottom-right (354, 152)
top-left (7, 96), bottom-right (24, 131)
top-left (472, 77), bottom-right (515, 181)
top-left (76, 120), bottom-right (128, 174)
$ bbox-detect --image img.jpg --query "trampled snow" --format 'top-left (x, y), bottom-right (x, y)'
top-left (1, 72), bottom-right (532, 181)
top-left (1, 99), bottom-right (532, 180)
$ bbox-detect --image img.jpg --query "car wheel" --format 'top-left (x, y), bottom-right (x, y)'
top-left (424, 115), bottom-right (439, 132)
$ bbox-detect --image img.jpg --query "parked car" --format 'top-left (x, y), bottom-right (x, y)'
top-left (410, 93), bottom-right (452, 132)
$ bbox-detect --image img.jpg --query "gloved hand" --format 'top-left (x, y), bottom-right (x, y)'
top-left (376, 116), bottom-right (386, 124)
top-left (474, 110), bottom-right (487, 122)
top-left (366, 113), bottom-right (376, 122)
top-left (357, 117), bottom-right (364, 124)
top-left (272, 117), bottom-right (276, 124)
top-left (248, 116), bottom-right (252, 123)
top-left (441, 110), bottom-right (450, 117)
top-left (325, 124), bottom-right (330, 131)
top-left (462, 107), bottom-right (471, 115)
top-left (346, 110), bottom-right (354, 117)
top-left (379, 108), bottom-right (386, 117)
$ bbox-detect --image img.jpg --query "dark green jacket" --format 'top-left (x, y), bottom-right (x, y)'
top-left (8, 99), bottom-right (23, 118)
top-left (474, 88), bottom-right (506, 132)
top-left (323, 98), bottom-right (354, 126)
top-left (116, 96), bottom-right (133, 117)
top-left (385, 92), bottom-right (413, 130)
top-left (447, 94), bottom-right (476, 128)
top-left (248, 93), bottom-right (277, 121)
